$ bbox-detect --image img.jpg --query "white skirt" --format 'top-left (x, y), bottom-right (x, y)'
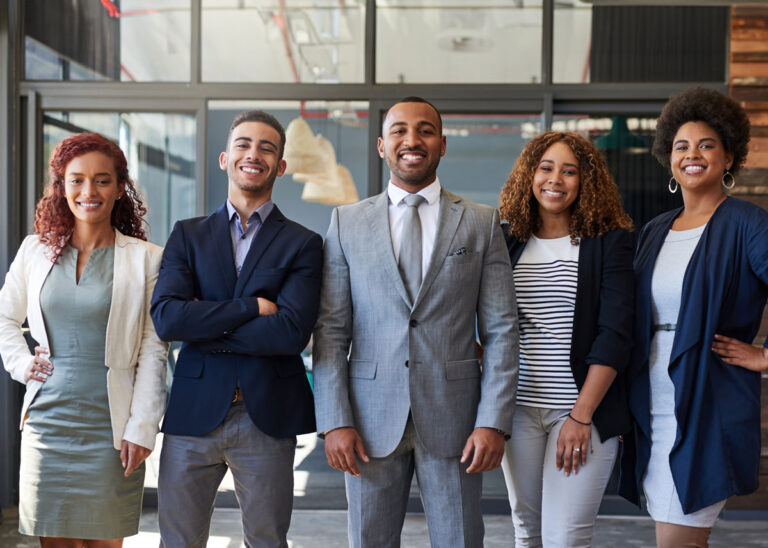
top-left (642, 331), bottom-right (726, 527)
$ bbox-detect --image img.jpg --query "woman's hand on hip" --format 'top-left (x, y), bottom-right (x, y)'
top-left (712, 334), bottom-right (768, 372)
top-left (556, 414), bottom-right (591, 476)
top-left (24, 346), bottom-right (52, 383)
top-left (120, 440), bottom-right (151, 477)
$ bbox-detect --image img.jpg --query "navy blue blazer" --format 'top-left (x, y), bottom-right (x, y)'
top-left (150, 203), bottom-right (322, 438)
top-left (505, 228), bottom-right (634, 441)
top-left (620, 197), bottom-right (768, 513)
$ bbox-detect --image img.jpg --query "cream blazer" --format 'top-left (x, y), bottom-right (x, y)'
top-left (0, 230), bottom-right (168, 450)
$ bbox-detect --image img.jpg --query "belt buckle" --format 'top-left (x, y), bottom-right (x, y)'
top-left (231, 388), bottom-right (243, 403)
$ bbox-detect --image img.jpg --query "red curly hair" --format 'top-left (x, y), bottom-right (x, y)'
top-left (35, 132), bottom-right (148, 261)
top-left (499, 131), bottom-right (633, 244)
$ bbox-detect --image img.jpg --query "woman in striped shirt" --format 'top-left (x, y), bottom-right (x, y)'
top-left (498, 131), bottom-right (634, 547)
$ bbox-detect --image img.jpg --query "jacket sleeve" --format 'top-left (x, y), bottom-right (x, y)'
top-left (150, 221), bottom-right (262, 342)
top-left (0, 237), bottom-right (36, 384)
top-left (585, 228), bottom-right (635, 372)
top-left (312, 208), bottom-right (355, 433)
top-left (195, 232), bottom-right (323, 356)
top-left (745, 207), bottom-right (768, 348)
top-left (122, 243), bottom-right (169, 450)
top-left (474, 209), bottom-right (519, 435)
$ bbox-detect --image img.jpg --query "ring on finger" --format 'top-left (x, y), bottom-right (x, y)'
top-left (574, 447), bottom-right (581, 453)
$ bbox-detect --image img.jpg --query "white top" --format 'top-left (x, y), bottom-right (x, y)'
top-left (643, 223), bottom-right (725, 526)
top-left (387, 178), bottom-right (441, 276)
top-left (513, 234), bottom-right (580, 408)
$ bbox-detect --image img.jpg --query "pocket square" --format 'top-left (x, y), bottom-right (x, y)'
top-left (449, 247), bottom-right (468, 256)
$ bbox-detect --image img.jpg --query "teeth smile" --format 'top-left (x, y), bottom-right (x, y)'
top-left (401, 153), bottom-right (424, 162)
top-left (242, 166), bottom-right (263, 174)
top-left (542, 189), bottom-right (565, 197)
top-left (683, 165), bottom-right (704, 174)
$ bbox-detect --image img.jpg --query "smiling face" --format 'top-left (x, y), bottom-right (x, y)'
top-left (377, 101), bottom-right (446, 192)
top-left (64, 151), bottom-right (123, 231)
top-left (532, 141), bottom-right (580, 222)
top-left (219, 121), bottom-right (287, 200)
top-left (670, 121), bottom-right (733, 195)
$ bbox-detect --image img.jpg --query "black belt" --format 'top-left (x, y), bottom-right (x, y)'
top-left (653, 323), bottom-right (677, 332)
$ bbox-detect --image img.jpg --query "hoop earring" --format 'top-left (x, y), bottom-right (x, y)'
top-left (722, 171), bottom-right (735, 191)
top-left (668, 176), bottom-right (678, 194)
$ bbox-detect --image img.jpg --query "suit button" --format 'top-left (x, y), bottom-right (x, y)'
top-left (409, 320), bottom-right (418, 328)
top-left (405, 360), bottom-right (409, 368)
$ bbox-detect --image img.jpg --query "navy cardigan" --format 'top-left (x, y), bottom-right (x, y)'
top-left (505, 228), bottom-right (634, 441)
top-left (619, 197), bottom-right (768, 513)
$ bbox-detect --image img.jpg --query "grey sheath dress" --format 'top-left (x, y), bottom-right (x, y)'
top-left (18, 245), bottom-right (144, 539)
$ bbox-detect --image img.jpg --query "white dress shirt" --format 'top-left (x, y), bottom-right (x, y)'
top-left (387, 178), bottom-right (441, 277)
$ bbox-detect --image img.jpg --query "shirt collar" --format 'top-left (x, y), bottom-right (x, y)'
top-left (226, 199), bottom-right (275, 226)
top-left (387, 178), bottom-right (441, 206)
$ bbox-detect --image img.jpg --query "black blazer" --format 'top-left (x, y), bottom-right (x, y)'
top-left (505, 227), bottom-right (634, 441)
top-left (151, 203), bottom-right (323, 438)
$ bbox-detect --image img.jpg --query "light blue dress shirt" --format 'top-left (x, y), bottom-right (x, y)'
top-left (226, 199), bottom-right (274, 277)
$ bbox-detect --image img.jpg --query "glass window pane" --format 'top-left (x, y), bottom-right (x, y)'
top-left (42, 112), bottom-right (197, 244)
top-left (25, 1), bottom-right (190, 82)
top-left (554, 2), bottom-right (727, 83)
top-left (202, 1), bottom-right (366, 83)
top-left (552, 114), bottom-right (682, 230)
top-left (208, 100), bottom-right (369, 236)
top-left (376, 0), bottom-right (542, 84)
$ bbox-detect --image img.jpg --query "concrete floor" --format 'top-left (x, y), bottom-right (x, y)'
top-left (2, 506), bottom-right (768, 547)
top-left (2, 434), bottom-right (767, 547)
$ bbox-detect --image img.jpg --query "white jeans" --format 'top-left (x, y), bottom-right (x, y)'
top-left (501, 405), bottom-right (619, 548)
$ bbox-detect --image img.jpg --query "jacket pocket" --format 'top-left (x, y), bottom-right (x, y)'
top-left (349, 359), bottom-right (377, 379)
top-left (445, 359), bottom-right (480, 380)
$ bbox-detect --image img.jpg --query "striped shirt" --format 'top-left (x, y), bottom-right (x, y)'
top-left (513, 235), bottom-right (580, 408)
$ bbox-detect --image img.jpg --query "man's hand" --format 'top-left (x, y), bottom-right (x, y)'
top-left (120, 440), bottom-right (152, 477)
top-left (461, 427), bottom-right (505, 473)
top-left (324, 427), bottom-right (370, 476)
top-left (257, 297), bottom-right (278, 316)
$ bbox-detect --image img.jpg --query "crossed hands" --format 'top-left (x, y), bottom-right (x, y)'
top-left (324, 426), bottom-right (505, 476)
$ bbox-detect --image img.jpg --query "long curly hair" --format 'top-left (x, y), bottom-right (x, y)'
top-left (35, 132), bottom-right (148, 261)
top-left (652, 87), bottom-right (751, 175)
top-left (499, 131), bottom-right (633, 244)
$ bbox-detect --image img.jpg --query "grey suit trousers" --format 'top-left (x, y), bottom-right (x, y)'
top-left (157, 402), bottom-right (297, 548)
top-left (346, 418), bottom-right (484, 548)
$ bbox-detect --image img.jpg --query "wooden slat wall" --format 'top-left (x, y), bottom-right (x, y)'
top-left (729, 5), bottom-right (768, 509)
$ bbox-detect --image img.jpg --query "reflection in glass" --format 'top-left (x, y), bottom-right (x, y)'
top-left (25, 1), bottom-right (190, 81)
top-left (43, 112), bottom-right (197, 245)
top-left (202, 1), bottom-right (366, 83)
top-left (207, 100), bottom-right (369, 236)
top-left (554, 2), bottom-right (727, 83)
top-left (550, 115), bottom-right (681, 229)
top-left (376, 0), bottom-right (542, 84)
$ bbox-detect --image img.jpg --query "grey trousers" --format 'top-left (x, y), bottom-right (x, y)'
top-left (157, 402), bottom-right (297, 548)
top-left (345, 418), bottom-right (484, 548)
top-left (501, 405), bottom-right (618, 548)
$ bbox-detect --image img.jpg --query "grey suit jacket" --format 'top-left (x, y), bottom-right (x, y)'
top-left (313, 188), bottom-right (519, 459)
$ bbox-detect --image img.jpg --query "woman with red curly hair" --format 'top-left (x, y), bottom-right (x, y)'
top-left (0, 133), bottom-right (168, 546)
top-left (498, 131), bottom-right (634, 546)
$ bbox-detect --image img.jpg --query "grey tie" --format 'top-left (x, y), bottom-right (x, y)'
top-left (399, 193), bottom-right (426, 302)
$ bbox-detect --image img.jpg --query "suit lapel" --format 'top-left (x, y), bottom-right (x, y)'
top-left (209, 204), bottom-right (237, 297)
top-left (234, 205), bottom-right (286, 297)
top-left (365, 192), bottom-right (412, 307)
top-left (413, 189), bottom-right (464, 310)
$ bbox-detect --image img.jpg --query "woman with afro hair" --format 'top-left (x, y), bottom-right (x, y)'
top-left (498, 131), bottom-right (634, 546)
top-left (0, 132), bottom-right (168, 546)
top-left (620, 87), bottom-right (768, 547)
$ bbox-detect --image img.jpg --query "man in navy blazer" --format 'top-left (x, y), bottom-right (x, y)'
top-left (150, 110), bottom-right (322, 548)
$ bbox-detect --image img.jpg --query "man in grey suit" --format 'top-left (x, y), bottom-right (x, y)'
top-left (313, 97), bottom-right (519, 547)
